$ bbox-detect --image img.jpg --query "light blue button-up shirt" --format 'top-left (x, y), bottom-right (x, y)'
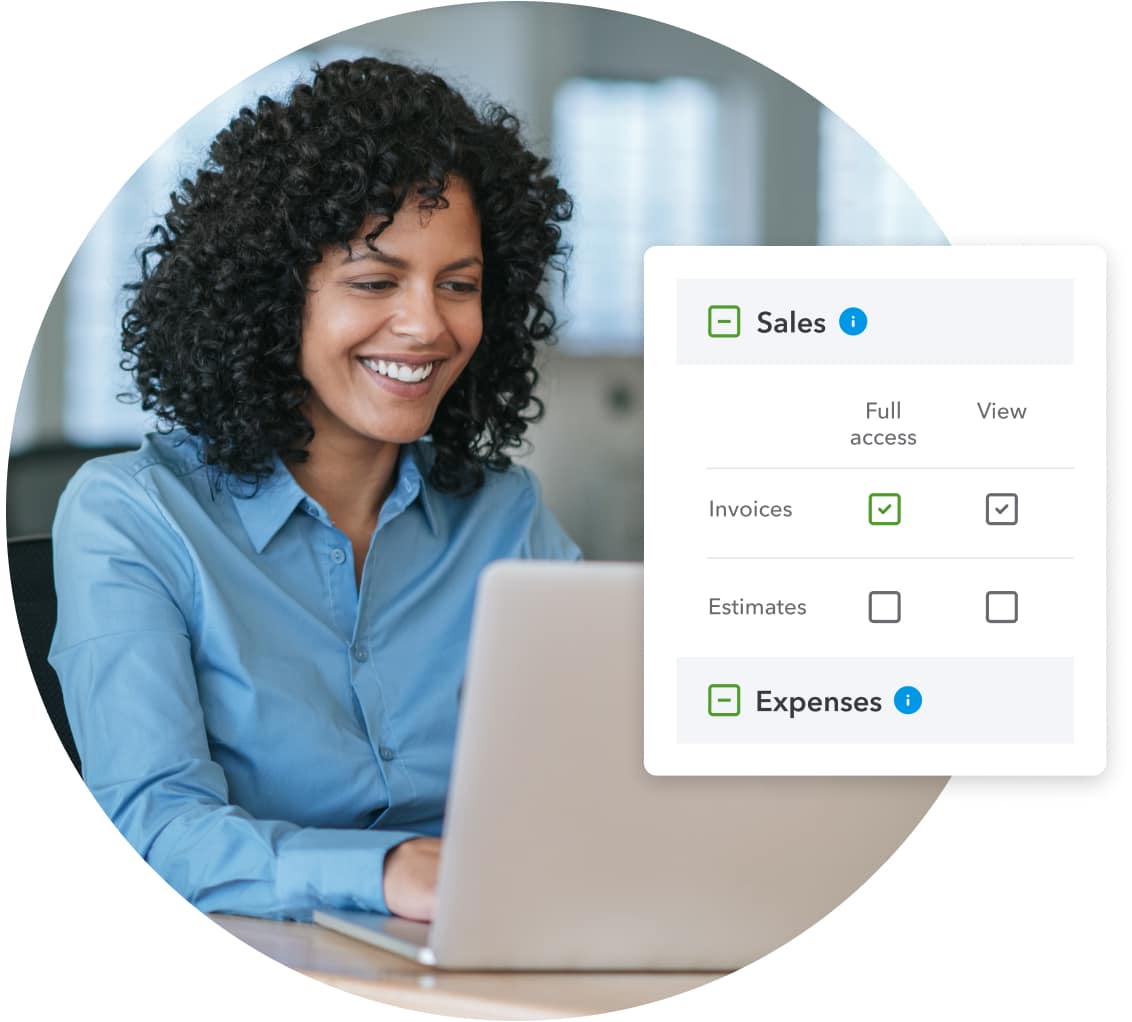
top-left (49, 430), bottom-right (580, 920)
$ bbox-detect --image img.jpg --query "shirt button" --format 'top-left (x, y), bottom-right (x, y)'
top-left (378, 746), bottom-right (395, 761)
top-left (352, 645), bottom-right (368, 663)
top-left (330, 547), bottom-right (346, 564)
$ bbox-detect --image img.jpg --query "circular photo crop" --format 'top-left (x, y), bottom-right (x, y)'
top-left (9, 4), bottom-right (947, 1017)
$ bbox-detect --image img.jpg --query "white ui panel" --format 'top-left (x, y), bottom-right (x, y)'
top-left (643, 247), bottom-right (1106, 776)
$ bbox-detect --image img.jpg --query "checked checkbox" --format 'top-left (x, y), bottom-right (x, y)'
top-left (986, 493), bottom-right (1019, 525)
top-left (869, 493), bottom-right (901, 525)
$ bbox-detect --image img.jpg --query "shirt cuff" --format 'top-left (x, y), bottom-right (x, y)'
top-left (275, 827), bottom-right (421, 916)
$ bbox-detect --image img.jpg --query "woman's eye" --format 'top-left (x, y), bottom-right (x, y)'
top-left (350, 280), bottom-right (395, 292)
top-left (441, 281), bottom-right (481, 294)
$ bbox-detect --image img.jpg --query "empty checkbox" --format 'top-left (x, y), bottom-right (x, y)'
top-left (868, 591), bottom-right (901, 623)
top-left (986, 591), bottom-right (1019, 623)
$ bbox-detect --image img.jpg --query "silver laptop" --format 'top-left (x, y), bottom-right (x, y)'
top-left (314, 561), bottom-right (944, 970)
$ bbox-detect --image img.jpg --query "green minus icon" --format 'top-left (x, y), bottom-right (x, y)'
top-left (708, 305), bottom-right (741, 338)
top-left (708, 683), bottom-right (741, 716)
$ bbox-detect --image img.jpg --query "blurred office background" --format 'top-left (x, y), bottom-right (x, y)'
top-left (8, 3), bottom-right (944, 557)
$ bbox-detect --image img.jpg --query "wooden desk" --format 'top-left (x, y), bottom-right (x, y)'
top-left (213, 914), bottom-right (724, 1019)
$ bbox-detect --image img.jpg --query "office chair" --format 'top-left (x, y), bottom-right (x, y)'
top-left (7, 443), bottom-right (132, 538)
top-left (8, 535), bottom-right (81, 772)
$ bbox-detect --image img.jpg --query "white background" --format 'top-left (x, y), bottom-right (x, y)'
top-left (2, 1), bottom-right (1127, 1019)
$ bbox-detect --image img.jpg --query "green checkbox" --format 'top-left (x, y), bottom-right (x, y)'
top-left (708, 684), bottom-right (741, 717)
top-left (869, 493), bottom-right (901, 525)
top-left (708, 305), bottom-right (741, 338)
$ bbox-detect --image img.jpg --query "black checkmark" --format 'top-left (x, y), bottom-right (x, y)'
top-left (994, 503), bottom-right (1010, 515)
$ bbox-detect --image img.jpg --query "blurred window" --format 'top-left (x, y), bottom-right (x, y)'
top-left (552, 77), bottom-right (725, 354)
top-left (818, 109), bottom-right (947, 245)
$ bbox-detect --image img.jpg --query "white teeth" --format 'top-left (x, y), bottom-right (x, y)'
top-left (361, 358), bottom-right (435, 383)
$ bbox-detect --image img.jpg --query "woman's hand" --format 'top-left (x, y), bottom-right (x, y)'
top-left (383, 837), bottom-right (442, 921)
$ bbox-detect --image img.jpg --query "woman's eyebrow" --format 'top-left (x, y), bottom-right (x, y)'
top-left (342, 247), bottom-right (483, 273)
top-left (438, 256), bottom-right (484, 272)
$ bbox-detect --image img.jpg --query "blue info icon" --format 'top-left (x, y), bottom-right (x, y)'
top-left (894, 685), bottom-right (923, 715)
top-left (839, 307), bottom-right (868, 335)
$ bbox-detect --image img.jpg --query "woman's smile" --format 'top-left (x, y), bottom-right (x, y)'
top-left (355, 352), bottom-right (447, 398)
top-left (359, 356), bottom-right (438, 384)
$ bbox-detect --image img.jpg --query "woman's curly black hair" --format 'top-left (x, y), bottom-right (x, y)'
top-left (121, 57), bottom-right (572, 493)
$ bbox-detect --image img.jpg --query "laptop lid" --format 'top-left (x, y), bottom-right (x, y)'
top-left (425, 560), bottom-right (944, 970)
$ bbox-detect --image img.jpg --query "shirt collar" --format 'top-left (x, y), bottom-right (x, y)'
top-left (229, 457), bottom-right (309, 554)
top-left (231, 442), bottom-right (439, 554)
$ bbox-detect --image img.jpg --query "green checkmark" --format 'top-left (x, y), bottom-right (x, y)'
top-left (869, 493), bottom-right (901, 525)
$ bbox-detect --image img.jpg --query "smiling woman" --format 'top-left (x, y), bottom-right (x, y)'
top-left (48, 58), bottom-right (579, 923)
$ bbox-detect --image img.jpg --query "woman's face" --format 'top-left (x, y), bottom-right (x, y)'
top-left (300, 176), bottom-right (484, 455)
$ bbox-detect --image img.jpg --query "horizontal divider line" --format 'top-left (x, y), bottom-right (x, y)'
top-left (705, 466), bottom-right (1076, 471)
top-left (705, 555), bottom-right (1075, 560)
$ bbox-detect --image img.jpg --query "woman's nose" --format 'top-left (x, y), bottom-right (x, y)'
top-left (391, 283), bottom-right (445, 344)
